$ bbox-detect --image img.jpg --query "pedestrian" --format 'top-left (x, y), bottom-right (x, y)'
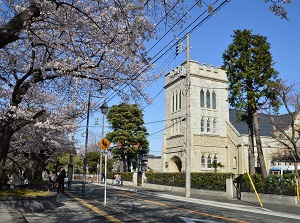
top-left (114, 174), bottom-right (121, 185)
top-left (101, 172), bottom-right (105, 183)
top-left (13, 171), bottom-right (23, 189)
top-left (56, 169), bottom-right (66, 193)
top-left (50, 171), bottom-right (57, 189)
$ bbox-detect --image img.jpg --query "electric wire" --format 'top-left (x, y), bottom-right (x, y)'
top-left (78, 0), bottom-right (231, 139)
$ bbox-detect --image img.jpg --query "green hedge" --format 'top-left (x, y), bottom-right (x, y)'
top-left (145, 172), bottom-right (234, 191)
top-left (241, 173), bottom-right (298, 196)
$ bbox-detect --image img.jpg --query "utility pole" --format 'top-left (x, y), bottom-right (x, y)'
top-left (185, 33), bottom-right (191, 198)
top-left (82, 92), bottom-right (91, 196)
top-left (69, 77), bottom-right (78, 188)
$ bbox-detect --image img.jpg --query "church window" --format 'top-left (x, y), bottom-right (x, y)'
top-left (257, 156), bottom-right (260, 167)
top-left (206, 90), bottom-right (210, 108)
top-left (200, 89), bottom-right (204, 107)
top-left (201, 118), bottom-right (204, 132)
top-left (213, 119), bottom-right (217, 133)
top-left (175, 90), bottom-right (178, 111)
top-left (179, 89), bottom-right (182, 109)
top-left (207, 154), bottom-right (212, 168)
top-left (214, 154), bottom-right (218, 163)
top-left (212, 91), bottom-right (216, 109)
top-left (207, 118), bottom-right (210, 132)
top-left (172, 92), bottom-right (174, 112)
top-left (234, 156), bottom-right (237, 168)
top-left (201, 154), bottom-right (205, 168)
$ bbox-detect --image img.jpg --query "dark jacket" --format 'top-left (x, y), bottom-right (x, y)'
top-left (57, 170), bottom-right (66, 183)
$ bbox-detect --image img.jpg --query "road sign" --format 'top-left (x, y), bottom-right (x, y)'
top-left (98, 137), bottom-right (110, 150)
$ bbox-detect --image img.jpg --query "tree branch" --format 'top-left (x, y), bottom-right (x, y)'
top-left (0, 4), bottom-right (40, 49)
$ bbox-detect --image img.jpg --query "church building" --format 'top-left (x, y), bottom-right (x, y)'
top-left (161, 60), bottom-right (293, 174)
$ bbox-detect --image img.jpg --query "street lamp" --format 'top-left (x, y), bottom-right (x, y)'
top-left (100, 100), bottom-right (109, 206)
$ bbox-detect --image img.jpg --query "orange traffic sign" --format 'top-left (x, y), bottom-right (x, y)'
top-left (98, 137), bottom-right (110, 150)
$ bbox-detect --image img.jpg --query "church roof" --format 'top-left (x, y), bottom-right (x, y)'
top-left (229, 109), bottom-right (293, 137)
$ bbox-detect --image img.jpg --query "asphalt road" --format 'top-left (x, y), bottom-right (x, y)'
top-left (22, 182), bottom-right (300, 223)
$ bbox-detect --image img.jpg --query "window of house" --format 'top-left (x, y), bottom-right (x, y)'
top-left (200, 89), bottom-right (204, 107)
top-left (201, 154), bottom-right (205, 168)
top-left (212, 91), bottom-right (216, 109)
top-left (207, 118), bottom-right (210, 132)
top-left (213, 118), bottom-right (217, 133)
top-left (207, 154), bottom-right (212, 168)
top-left (201, 117), bottom-right (204, 132)
top-left (206, 90), bottom-right (210, 108)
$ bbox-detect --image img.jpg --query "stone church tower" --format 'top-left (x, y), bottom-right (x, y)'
top-left (161, 58), bottom-right (290, 176)
top-left (161, 60), bottom-right (296, 175)
top-left (163, 60), bottom-right (232, 173)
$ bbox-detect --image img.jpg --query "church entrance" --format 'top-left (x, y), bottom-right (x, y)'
top-left (169, 156), bottom-right (182, 172)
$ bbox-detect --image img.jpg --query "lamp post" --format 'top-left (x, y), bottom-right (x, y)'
top-left (99, 111), bottom-right (105, 183)
top-left (100, 100), bottom-right (109, 206)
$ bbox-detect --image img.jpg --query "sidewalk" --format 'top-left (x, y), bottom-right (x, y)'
top-left (0, 192), bottom-right (101, 223)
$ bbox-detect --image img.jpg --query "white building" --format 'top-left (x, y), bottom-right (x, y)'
top-left (161, 60), bottom-right (296, 174)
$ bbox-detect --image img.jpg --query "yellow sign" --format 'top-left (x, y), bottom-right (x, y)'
top-left (98, 137), bottom-right (110, 150)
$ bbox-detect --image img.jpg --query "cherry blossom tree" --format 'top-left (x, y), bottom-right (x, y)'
top-left (264, 0), bottom-right (292, 20)
top-left (9, 122), bottom-right (71, 181)
top-left (0, 0), bottom-right (188, 185)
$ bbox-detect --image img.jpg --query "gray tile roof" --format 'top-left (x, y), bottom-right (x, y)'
top-left (229, 109), bottom-right (292, 137)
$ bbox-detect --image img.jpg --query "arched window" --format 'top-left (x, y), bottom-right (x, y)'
top-left (213, 119), bottom-right (217, 133)
top-left (200, 89), bottom-right (204, 108)
top-left (201, 154), bottom-right (205, 168)
top-left (175, 90), bottom-right (178, 111)
top-left (179, 89), bottom-right (182, 109)
top-left (207, 118), bottom-right (210, 132)
top-left (212, 91), bottom-right (216, 109)
top-left (206, 90), bottom-right (210, 108)
top-left (257, 156), bottom-right (260, 167)
top-left (214, 154), bottom-right (218, 163)
top-left (207, 154), bottom-right (212, 168)
top-left (201, 117), bottom-right (204, 132)
top-left (172, 92), bottom-right (175, 112)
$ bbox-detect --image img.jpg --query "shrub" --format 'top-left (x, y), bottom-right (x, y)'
top-left (241, 173), bottom-right (297, 196)
top-left (145, 172), bottom-right (234, 191)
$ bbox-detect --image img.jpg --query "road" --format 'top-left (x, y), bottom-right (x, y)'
top-left (23, 182), bottom-right (300, 223)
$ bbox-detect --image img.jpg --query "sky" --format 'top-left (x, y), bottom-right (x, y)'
top-left (77, 0), bottom-right (300, 156)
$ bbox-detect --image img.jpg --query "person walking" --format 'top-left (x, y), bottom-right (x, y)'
top-left (56, 169), bottom-right (66, 193)
top-left (114, 174), bottom-right (121, 185)
top-left (50, 171), bottom-right (57, 189)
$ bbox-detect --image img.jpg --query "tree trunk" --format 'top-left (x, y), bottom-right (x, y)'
top-left (127, 154), bottom-right (131, 172)
top-left (248, 120), bottom-right (256, 175)
top-left (0, 131), bottom-right (13, 189)
top-left (253, 110), bottom-right (268, 181)
top-left (120, 154), bottom-right (125, 172)
top-left (34, 162), bottom-right (44, 181)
